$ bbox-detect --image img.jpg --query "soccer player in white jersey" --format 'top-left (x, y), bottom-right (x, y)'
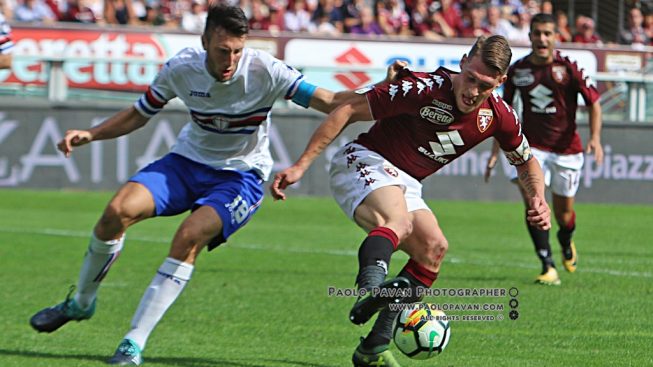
top-left (29, 3), bottom-right (400, 365)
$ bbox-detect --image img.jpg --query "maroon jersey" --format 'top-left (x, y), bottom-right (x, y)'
top-left (355, 67), bottom-right (529, 181)
top-left (503, 51), bottom-right (599, 154)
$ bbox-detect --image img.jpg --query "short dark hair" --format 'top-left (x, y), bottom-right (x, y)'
top-left (467, 35), bottom-right (512, 75)
top-left (204, 2), bottom-right (249, 38)
top-left (531, 12), bottom-right (556, 30)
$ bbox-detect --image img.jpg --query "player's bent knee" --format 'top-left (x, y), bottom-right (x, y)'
top-left (169, 226), bottom-right (212, 263)
top-left (420, 237), bottom-right (448, 268)
top-left (100, 202), bottom-right (141, 226)
top-left (554, 209), bottom-right (574, 225)
top-left (95, 206), bottom-right (130, 236)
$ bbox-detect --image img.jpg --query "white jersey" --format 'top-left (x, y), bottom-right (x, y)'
top-left (0, 13), bottom-right (13, 55)
top-left (134, 47), bottom-right (305, 180)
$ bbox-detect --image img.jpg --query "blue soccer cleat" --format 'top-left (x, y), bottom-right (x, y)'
top-left (30, 286), bottom-right (96, 333)
top-left (108, 339), bottom-right (143, 366)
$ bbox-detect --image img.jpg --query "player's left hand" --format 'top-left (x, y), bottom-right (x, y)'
top-left (585, 140), bottom-right (603, 165)
top-left (526, 196), bottom-right (551, 230)
top-left (484, 154), bottom-right (498, 183)
top-left (385, 60), bottom-right (408, 82)
top-left (269, 165), bottom-right (306, 201)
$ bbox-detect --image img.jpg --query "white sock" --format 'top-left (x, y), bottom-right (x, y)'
top-left (124, 257), bottom-right (194, 350)
top-left (74, 233), bottom-right (124, 309)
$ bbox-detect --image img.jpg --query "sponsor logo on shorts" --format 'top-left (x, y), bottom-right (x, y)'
top-left (364, 178), bottom-right (377, 187)
top-left (344, 145), bottom-right (358, 155)
top-left (383, 164), bottom-right (399, 177)
top-left (358, 168), bottom-right (372, 179)
top-left (346, 154), bottom-right (359, 168)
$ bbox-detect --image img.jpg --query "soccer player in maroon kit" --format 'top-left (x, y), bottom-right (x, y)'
top-left (271, 35), bottom-right (551, 366)
top-left (485, 13), bottom-right (603, 286)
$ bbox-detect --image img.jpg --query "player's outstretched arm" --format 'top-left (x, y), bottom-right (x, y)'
top-left (57, 106), bottom-right (149, 157)
top-left (270, 94), bottom-right (372, 201)
top-left (0, 54), bottom-right (12, 69)
top-left (308, 60), bottom-right (407, 114)
top-left (516, 158), bottom-right (551, 230)
top-left (585, 100), bottom-right (603, 165)
top-left (484, 139), bottom-right (501, 183)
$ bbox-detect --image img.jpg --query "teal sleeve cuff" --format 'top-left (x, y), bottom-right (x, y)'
top-left (291, 80), bottom-right (318, 108)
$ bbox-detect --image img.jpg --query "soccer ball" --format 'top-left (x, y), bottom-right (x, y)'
top-left (392, 303), bottom-right (451, 359)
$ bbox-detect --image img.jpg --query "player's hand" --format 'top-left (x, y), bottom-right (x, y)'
top-left (484, 154), bottom-right (498, 183)
top-left (57, 130), bottom-right (93, 157)
top-left (585, 140), bottom-right (603, 165)
top-left (269, 165), bottom-right (306, 201)
top-left (385, 60), bottom-right (408, 82)
top-left (526, 196), bottom-right (551, 230)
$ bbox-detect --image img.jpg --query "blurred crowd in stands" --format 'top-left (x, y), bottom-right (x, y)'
top-left (1, 0), bottom-right (653, 47)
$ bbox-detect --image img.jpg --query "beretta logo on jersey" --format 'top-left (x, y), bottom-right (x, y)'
top-left (551, 65), bottom-right (569, 84)
top-left (512, 68), bottom-right (534, 87)
top-left (420, 99), bottom-right (454, 125)
top-left (477, 108), bottom-right (493, 133)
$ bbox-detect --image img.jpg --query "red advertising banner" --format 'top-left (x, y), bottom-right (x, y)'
top-left (2, 26), bottom-right (649, 95)
top-left (4, 28), bottom-right (169, 92)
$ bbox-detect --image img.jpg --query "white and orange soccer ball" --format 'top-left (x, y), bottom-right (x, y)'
top-left (392, 303), bottom-right (451, 359)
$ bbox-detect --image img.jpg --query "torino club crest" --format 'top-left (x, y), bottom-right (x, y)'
top-left (383, 164), bottom-right (399, 177)
top-left (477, 108), bottom-right (493, 133)
top-left (552, 65), bottom-right (569, 84)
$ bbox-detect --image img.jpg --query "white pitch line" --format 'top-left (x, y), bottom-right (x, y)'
top-left (1, 226), bottom-right (650, 279)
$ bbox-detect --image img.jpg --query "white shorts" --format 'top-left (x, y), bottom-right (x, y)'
top-left (329, 143), bottom-right (430, 219)
top-left (508, 147), bottom-right (584, 197)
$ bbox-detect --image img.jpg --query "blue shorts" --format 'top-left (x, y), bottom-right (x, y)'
top-left (129, 153), bottom-right (264, 250)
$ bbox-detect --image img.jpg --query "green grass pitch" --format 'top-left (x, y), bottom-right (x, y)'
top-left (0, 189), bottom-right (651, 367)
